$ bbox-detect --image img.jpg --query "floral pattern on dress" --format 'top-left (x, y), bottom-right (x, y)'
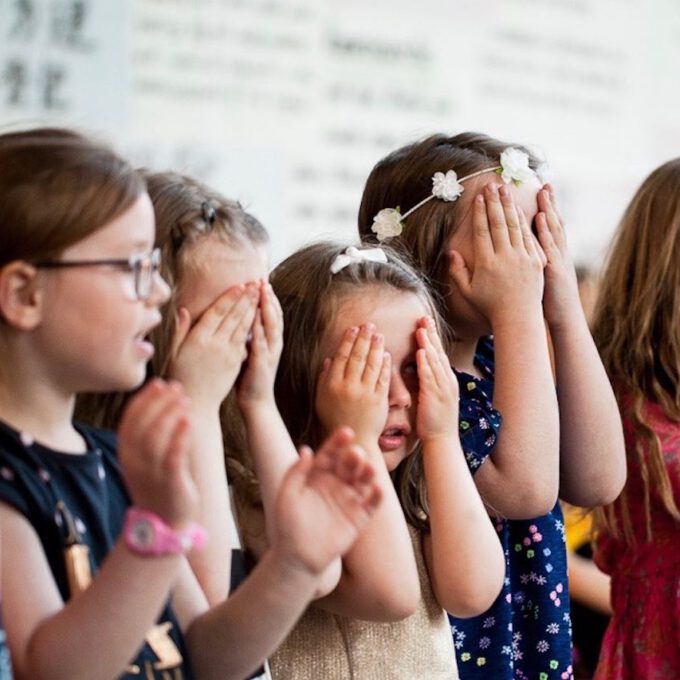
top-left (449, 338), bottom-right (573, 680)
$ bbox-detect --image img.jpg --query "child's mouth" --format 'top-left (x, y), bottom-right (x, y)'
top-left (379, 426), bottom-right (409, 451)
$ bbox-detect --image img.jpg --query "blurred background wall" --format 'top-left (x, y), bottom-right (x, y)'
top-left (1, 0), bottom-right (678, 266)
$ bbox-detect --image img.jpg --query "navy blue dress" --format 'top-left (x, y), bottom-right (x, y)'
top-left (449, 338), bottom-right (573, 680)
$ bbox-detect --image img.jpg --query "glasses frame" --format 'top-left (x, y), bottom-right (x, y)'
top-left (34, 248), bottom-right (161, 301)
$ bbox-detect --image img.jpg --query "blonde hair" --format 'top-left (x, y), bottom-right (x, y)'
top-left (76, 172), bottom-right (268, 508)
top-left (358, 132), bottom-right (540, 327)
top-left (271, 241), bottom-right (449, 531)
top-left (591, 158), bottom-right (680, 544)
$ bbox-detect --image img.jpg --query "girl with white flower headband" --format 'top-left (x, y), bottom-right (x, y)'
top-left (266, 240), bottom-right (504, 679)
top-left (358, 132), bottom-right (626, 680)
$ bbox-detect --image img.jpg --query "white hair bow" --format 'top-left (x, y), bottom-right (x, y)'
top-left (330, 246), bottom-right (388, 274)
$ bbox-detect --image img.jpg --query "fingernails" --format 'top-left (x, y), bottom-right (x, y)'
top-left (498, 184), bottom-right (509, 198)
top-left (475, 194), bottom-right (484, 205)
top-left (348, 326), bottom-right (359, 336)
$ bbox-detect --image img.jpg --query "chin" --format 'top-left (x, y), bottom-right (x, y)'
top-left (382, 449), bottom-right (409, 472)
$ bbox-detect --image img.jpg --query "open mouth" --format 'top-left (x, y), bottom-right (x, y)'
top-left (378, 425), bottom-right (410, 451)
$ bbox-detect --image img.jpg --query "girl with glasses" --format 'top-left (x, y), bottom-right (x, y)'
top-left (0, 128), bottom-right (383, 680)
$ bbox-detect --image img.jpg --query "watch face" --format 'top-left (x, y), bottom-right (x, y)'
top-left (131, 518), bottom-right (155, 549)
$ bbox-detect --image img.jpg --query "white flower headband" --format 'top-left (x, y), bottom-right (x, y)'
top-left (371, 147), bottom-right (544, 242)
top-left (330, 246), bottom-right (388, 274)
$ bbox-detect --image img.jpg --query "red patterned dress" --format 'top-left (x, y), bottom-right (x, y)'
top-left (594, 401), bottom-right (680, 680)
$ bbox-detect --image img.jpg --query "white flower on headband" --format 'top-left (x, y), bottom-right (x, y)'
top-left (432, 170), bottom-right (464, 201)
top-left (330, 246), bottom-right (388, 274)
top-left (498, 148), bottom-right (535, 186)
top-left (371, 208), bottom-right (403, 242)
top-left (369, 146), bottom-right (545, 239)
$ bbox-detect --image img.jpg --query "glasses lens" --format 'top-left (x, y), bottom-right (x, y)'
top-left (134, 249), bottom-right (161, 301)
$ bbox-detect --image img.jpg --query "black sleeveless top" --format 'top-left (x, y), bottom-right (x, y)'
top-left (0, 419), bottom-right (193, 679)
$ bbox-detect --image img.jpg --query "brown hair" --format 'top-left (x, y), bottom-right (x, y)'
top-left (271, 241), bottom-right (448, 531)
top-left (77, 171), bottom-right (268, 446)
top-left (358, 132), bottom-right (540, 325)
top-left (0, 127), bottom-right (143, 267)
top-left (591, 158), bottom-right (680, 544)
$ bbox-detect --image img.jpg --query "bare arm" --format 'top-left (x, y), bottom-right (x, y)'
top-left (567, 550), bottom-right (612, 616)
top-left (2, 381), bottom-right (199, 680)
top-left (167, 283), bottom-right (259, 604)
top-left (1, 505), bottom-right (190, 680)
top-left (416, 317), bottom-right (504, 616)
top-left (536, 186), bottom-right (626, 507)
top-left (450, 184), bottom-right (560, 519)
top-left (179, 433), bottom-right (384, 680)
top-left (314, 325), bottom-right (420, 621)
top-left (238, 283), bottom-right (341, 596)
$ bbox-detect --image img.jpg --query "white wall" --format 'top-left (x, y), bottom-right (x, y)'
top-left (2, 0), bottom-right (678, 268)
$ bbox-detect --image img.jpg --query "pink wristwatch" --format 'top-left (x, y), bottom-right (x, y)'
top-left (123, 507), bottom-right (207, 557)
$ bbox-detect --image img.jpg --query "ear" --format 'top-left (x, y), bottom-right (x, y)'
top-left (0, 261), bottom-right (45, 330)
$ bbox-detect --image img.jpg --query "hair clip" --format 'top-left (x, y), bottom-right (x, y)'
top-left (330, 246), bottom-right (388, 274)
top-left (371, 147), bottom-right (538, 242)
top-left (201, 201), bottom-right (216, 226)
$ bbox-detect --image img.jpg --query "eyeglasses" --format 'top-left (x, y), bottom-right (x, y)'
top-left (34, 248), bottom-right (162, 301)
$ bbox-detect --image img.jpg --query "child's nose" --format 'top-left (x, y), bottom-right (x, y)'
top-left (389, 371), bottom-right (411, 409)
top-left (148, 273), bottom-right (171, 306)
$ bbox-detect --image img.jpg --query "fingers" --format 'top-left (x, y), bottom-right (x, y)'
top-left (119, 379), bottom-right (182, 438)
top-left (517, 206), bottom-right (545, 265)
top-left (326, 324), bottom-right (386, 392)
top-left (344, 324), bottom-right (374, 383)
top-left (471, 192), bottom-right (494, 260)
top-left (312, 435), bottom-right (382, 507)
top-left (170, 307), bottom-right (192, 360)
top-left (313, 426), bottom-right (356, 471)
top-left (484, 183), bottom-right (513, 251)
top-left (118, 380), bottom-right (191, 473)
top-left (415, 316), bottom-right (458, 396)
top-left (327, 326), bottom-right (359, 385)
top-left (260, 281), bottom-right (284, 349)
top-left (362, 332), bottom-right (385, 385)
top-left (215, 283), bottom-right (259, 346)
top-left (498, 184), bottom-right (523, 248)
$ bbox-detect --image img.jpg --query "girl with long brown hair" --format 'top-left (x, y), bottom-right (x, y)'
top-left (358, 132), bottom-right (626, 680)
top-left (591, 159), bottom-right (680, 679)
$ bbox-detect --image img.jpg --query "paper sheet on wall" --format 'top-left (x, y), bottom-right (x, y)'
top-left (1, 0), bottom-right (677, 265)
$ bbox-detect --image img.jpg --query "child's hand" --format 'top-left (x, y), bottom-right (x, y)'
top-left (272, 427), bottom-right (382, 576)
top-left (315, 324), bottom-right (391, 447)
top-left (415, 316), bottom-right (460, 442)
top-left (168, 283), bottom-right (259, 408)
top-left (117, 379), bottom-right (198, 527)
top-left (237, 281), bottom-right (284, 408)
top-left (449, 183), bottom-right (544, 327)
top-left (535, 184), bottom-right (581, 330)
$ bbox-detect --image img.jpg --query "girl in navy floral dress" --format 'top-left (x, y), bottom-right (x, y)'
top-left (358, 132), bottom-right (626, 680)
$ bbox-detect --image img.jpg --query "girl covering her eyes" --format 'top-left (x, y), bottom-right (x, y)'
top-left (358, 132), bottom-right (626, 680)
top-left (264, 241), bottom-right (504, 679)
